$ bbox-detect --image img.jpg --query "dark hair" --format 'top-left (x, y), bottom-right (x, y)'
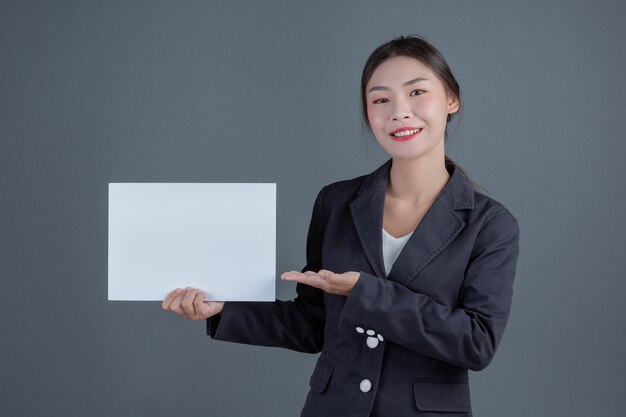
top-left (360, 35), bottom-right (483, 192)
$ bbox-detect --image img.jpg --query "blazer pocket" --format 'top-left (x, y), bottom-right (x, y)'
top-left (413, 379), bottom-right (470, 413)
top-left (309, 358), bottom-right (334, 393)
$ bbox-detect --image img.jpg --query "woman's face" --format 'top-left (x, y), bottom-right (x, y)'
top-left (365, 55), bottom-right (459, 162)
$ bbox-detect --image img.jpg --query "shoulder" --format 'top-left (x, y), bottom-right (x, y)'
top-left (444, 161), bottom-right (519, 230)
top-left (468, 189), bottom-right (520, 240)
top-left (473, 190), bottom-right (517, 221)
top-left (446, 163), bottom-right (519, 238)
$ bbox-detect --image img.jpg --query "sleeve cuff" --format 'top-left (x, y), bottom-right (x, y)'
top-left (206, 303), bottom-right (227, 338)
top-left (337, 271), bottom-right (377, 331)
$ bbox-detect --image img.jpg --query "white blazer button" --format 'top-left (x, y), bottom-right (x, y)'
top-left (366, 329), bottom-right (375, 336)
top-left (366, 336), bottom-right (379, 349)
top-left (356, 327), bottom-right (364, 334)
top-left (359, 379), bottom-right (372, 393)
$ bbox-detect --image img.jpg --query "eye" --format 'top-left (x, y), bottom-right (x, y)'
top-left (372, 97), bottom-right (389, 104)
top-left (410, 89), bottom-right (425, 96)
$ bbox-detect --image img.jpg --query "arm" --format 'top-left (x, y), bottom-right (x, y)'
top-left (206, 186), bottom-right (327, 353)
top-left (338, 211), bottom-right (520, 371)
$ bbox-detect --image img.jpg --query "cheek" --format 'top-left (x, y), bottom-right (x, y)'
top-left (419, 95), bottom-right (448, 121)
top-left (366, 106), bottom-right (386, 131)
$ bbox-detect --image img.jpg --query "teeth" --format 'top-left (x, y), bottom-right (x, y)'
top-left (392, 128), bottom-right (422, 137)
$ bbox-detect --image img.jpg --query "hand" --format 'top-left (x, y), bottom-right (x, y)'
top-left (281, 269), bottom-right (360, 296)
top-left (162, 287), bottom-right (224, 320)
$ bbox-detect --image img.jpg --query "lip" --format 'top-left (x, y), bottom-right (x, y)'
top-left (389, 126), bottom-right (423, 142)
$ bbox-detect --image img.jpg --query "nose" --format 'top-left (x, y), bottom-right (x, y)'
top-left (391, 96), bottom-right (412, 121)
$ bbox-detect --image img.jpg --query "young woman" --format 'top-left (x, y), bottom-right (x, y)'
top-left (163, 35), bottom-right (520, 417)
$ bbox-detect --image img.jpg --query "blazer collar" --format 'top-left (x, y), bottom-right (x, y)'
top-left (350, 158), bottom-right (474, 284)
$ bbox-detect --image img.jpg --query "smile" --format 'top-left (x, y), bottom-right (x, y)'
top-left (390, 128), bottom-right (423, 141)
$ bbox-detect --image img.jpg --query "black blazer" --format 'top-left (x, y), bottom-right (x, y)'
top-left (208, 158), bottom-right (520, 417)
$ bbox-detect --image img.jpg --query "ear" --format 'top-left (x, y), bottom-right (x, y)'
top-left (447, 95), bottom-right (460, 115)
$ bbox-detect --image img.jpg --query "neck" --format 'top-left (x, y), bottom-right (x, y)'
top-left (386, 153), bottom-right (451, 206)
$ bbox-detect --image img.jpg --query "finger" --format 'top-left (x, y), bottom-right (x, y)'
top-left (283, 271), bottom-right (326, 290)
top-left (207, 301), bottom-right (224, 316)
top-left (280, 271), bottom-right (301, 280)
top-left (281, 271), bottom-right (307, 282)
top-left (169, 290), bottom-right (186, 316)
top-left (282, 270), bottom-right (318, 281)
top-left (193, 291), bottom-right (208, 318)
top-left (162, 288), bottom-right (182, 310)
top-left (181, 288), bottom-right (200, 317)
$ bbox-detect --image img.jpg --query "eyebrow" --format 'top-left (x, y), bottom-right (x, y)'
top-left (367, 77), bottom-right (430, 93)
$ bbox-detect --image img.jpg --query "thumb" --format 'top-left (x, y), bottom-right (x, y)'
top-left (319, 269), bottom-right (332, 279)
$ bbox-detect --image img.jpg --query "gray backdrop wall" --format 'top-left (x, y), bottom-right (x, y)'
top-left (2, 0), bottom-right (625, 416)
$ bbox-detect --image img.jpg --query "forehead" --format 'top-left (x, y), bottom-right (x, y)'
top-left (367, 56), bottom-right (439, 89)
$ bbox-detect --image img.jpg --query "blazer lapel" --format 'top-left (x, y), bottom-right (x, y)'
top-left (350, 158), bottom-right (475, 285)
top-left (350, 160), bottom-right (390, 279)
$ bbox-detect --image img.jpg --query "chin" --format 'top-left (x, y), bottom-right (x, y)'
top-left (380, 144), bottom-right (428, 160)
top-left (380, 138), bottom-right (443, 162)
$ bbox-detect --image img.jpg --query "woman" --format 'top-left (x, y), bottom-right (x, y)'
top-left (163, 35), bottom-right (520, 417)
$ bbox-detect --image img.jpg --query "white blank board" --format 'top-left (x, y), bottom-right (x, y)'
top-left (108, 183), bottom-right (276, 301)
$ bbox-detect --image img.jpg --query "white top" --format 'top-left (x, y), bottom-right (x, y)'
top-left (382, 228), bottom-right (414, 276)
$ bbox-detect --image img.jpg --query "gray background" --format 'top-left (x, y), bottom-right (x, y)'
top-left (1, 0), bottom-right (625, 416)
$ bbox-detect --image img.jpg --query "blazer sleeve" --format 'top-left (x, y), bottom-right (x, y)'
top-left (206, 187), bottom-right (327, 353)
top-left (338, 210), bottom-right (520, 371)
